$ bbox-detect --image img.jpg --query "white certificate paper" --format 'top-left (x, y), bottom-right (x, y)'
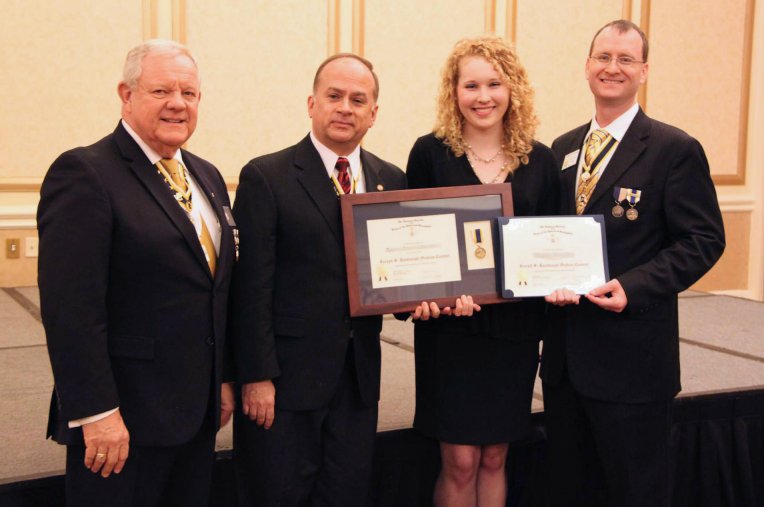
top-left (499, 216), bottom-right (608, 297)
top-left (367, 214), bottom-right (462, 289)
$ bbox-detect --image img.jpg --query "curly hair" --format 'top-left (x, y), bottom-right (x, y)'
top-left (434, 36), bottom-right (538, 170)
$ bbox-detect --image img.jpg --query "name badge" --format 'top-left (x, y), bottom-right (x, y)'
top-left (222, 206), bottom-right (236, 227)
top-left (562, 150), bottom-right (580, 170)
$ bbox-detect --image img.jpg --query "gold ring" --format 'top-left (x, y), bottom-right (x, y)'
top-left (95, 453), bottom-right (107, 461)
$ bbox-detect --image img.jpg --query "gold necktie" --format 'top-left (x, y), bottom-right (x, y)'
top-left (157, 158), bottom-right (217, 275)
top-left (575, 129), bottom-right (612, 215)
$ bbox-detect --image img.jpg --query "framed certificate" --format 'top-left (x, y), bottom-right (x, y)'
top-left (341, 184), bottom-right (514, 316)
top-left (498, 215), bottom-right (610, 298)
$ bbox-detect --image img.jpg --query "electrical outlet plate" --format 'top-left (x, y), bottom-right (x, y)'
top-left (25, 237), bottom-right (39, 258)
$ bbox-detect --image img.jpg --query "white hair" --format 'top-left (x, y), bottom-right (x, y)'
top-left (122, 39), bottom-right (198, 89)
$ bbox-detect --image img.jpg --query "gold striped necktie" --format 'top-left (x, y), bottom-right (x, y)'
top-left (575, 129), bottom-right (613, 214)
top-left (157, 158), bottom-right (217, 274)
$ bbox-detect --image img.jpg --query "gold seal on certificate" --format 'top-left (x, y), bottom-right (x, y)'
top-left (498, 215), bottom-right (609, 298)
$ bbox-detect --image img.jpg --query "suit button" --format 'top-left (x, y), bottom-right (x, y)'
top-left (206, 336), bottom-right (215, 346)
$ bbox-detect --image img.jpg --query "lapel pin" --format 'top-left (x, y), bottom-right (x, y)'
top-left (376, 184), bottom-right (384, 191)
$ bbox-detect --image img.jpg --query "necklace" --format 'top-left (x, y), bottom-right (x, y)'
top-left (466, 144), bottom-right (504, 164)
top-left (466, 155), bottom-right (510, 184)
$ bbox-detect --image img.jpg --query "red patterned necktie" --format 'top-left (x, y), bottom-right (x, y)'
top-left (335, 157), bottom-right (351, 195)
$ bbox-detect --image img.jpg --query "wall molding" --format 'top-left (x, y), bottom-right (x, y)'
top-left (622, 0), bottom-right (633, 20)
top-left (717, 194), bottom-right (757, 212)
top-left (172, 0), bottom-right (187, 44)
top-left (327, 0), bottom-right (341, 55)
top-left (728, 0), bottom-right (756, 186)
top-left (641, 0), bottom-right (755, 186)
top-left (352, 0), bottom-right (365, 55)
top-left (0, 205), bottom-right (37, 229)
top-left (505, 0), bottom-right (517, 43)
top-left (0, 179), bottom-right (40, 193)
top-left (484, 0), bottom-right (496, 33)
top-left (637, 0), bottom-right (650, 110)
top-left (142, 0), bottom-right (158, 39)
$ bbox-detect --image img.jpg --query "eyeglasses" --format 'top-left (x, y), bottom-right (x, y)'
top-left (589, 54), bottom-right (644, 67)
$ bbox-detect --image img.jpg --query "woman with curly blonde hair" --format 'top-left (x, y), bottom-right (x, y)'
top-left (405, 36), bottom-right (560, 507)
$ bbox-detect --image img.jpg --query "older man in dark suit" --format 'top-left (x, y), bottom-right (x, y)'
top-left (38, 39), bottom-right (235, 507)
top-left (230, 54), bottom-right (406, 507)
top-left (541, 20), bottom-right (725, 507)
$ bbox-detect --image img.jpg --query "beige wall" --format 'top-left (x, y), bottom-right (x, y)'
top-left (1, 0), bottom-right (763, 300)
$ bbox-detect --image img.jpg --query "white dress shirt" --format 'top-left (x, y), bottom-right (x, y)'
top-left (574, 102), bottom-right (640, 194)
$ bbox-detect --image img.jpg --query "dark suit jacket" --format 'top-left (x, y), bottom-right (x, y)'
top-left (541, 108), bottom-right (725, 403)
top-left (38, 122), bottom-right (235, 446)
top-left (229, 134), bottom-right (406, 410)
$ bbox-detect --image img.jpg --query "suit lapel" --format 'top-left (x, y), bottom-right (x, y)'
top-left (293, 135), bottom-right (344, 245)
top-left (361, 150), bottom-right (385, 193)
top-left (585, 109), bottom-right (649, 212)
top-left (113, 124), bottom-right (212, 277)
top-left (183, 153), bottom-right (234, 282)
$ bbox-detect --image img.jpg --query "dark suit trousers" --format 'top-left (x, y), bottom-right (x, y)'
top-left (234, 340), bottom-right (378, 507)
top-left (542, 370), bottom-right (672, 507)
top-left (64, 418), bottom-right (216, 507)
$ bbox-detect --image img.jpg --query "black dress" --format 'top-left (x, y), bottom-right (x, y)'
top-left (406, 133), bottom-right (560, 445)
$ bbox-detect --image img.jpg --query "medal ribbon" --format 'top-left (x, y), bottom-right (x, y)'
top-left (156, 159), bottom-right (192, 212)
top-left (331, 173), bottom-right (359, 196)
top-left (575, 134), bottom-right (618, 214)
top-left (627, 189), bottom-right (642, 206)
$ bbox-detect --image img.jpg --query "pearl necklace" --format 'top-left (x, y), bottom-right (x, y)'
top-left (466, 144), bottom-right (504, 164)
top-left (466, 154), bottom-right (510, 184)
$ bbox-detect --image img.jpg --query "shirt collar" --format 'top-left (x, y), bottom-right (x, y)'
top-left (121, 119), bottom-right (184, 166)
top-left (309, 130), bottom-right (362, 180)
top-left (588, 102), bottom-right (640, 142)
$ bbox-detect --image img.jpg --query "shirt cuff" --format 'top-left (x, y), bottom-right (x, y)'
top-left (68, 407), bottom-right (119, 428)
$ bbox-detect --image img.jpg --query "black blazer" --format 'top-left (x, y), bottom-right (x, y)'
top-left (541, 108), bottom-right (725, 403)
top-left (38, 122), bottom-right (235, 446)
top-left (229, 135), bottom-right (406, 411)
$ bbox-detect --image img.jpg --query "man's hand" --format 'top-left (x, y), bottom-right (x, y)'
top-left (586, 278), bottom-right (628, 313)
top-left (411, 295), bottom-right (481, 320)
top-left (220, 382), bottom-right (235, 428)
top-left (241, 380), bottom-right (276, 429)
top-left (82, 409), bottom-right (130, 478)
top-left (545, 288), bottom-right (581, 307)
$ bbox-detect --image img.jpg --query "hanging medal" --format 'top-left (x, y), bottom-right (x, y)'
top-left (625, 189), bottom-right (642, 221)
top-left (472, 228), bottom-right (486, 259)
top-left (611, 187), bottom-right (626, 218)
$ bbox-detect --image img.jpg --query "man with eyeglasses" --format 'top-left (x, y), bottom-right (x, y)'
top-left (541, 19), bottom-right (725, 507)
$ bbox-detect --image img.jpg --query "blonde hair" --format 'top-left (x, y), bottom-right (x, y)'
top-left (434, 36), bottom-right (538, 170)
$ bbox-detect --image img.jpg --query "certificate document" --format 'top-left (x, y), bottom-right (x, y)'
top-left (367, 213), bottom-right (462, 289)
top-left (498, 215), bottom-right (609, 297)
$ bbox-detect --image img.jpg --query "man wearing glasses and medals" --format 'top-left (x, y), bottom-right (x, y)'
top-left (542, 20), bottom-right (725, 507)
